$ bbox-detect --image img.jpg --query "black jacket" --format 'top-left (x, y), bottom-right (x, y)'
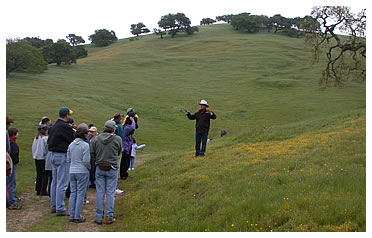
top-left (48, 118), bottom-right (75, 153)
top-left (9, 140), bottom-right (19, 164)
top-left (187, 110), bottom-right (216, 134)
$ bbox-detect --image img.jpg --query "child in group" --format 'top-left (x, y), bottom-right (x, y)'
top-left (129, 138), bottom-right (145, 171)
top-left (7, 127), bottom-right (22, 210)
top-left (32, 125), bottom-right (49, 196)
top-left (40, 116), bottom-right (53, 196)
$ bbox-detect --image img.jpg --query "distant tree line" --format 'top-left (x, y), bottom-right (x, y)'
top-left (6, 34), bottom-right (88, 77)
top-left (214, 13), bottom-right (319, 38)
top-left (6, 12), bottom-right (200, 77)
top-left (7, 9), bottom-right (365, 85)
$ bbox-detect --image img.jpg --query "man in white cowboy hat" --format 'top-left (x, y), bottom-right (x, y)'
top-left (184, 100), bottom-right (216, 157)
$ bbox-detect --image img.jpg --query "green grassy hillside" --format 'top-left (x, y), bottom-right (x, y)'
top-left (6, 23), bottom-right (365, 231)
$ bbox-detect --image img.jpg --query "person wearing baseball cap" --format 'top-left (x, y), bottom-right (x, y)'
top-left (90, 120), bottom-right (122, 224)
top-left (47, 107), bottom-right (75, 216)
top-left (184, 100), bottom-right (217, 157)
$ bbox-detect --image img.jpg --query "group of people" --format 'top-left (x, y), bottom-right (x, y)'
top-left (5, 99), bottom-right (216, 224)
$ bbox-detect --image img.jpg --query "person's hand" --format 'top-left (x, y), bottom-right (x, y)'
top-left (206, 109), bottom-right (212, 113)
top-left (184, 108), bottom-right (189, 113)
top-left (130, 117), bottom-right (134, 122)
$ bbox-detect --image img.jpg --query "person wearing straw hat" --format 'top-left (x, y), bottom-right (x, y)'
top-left (184, 100), bottom-right (217, 157)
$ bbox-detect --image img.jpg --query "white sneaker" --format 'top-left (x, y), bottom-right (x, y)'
top-left (84, 200), bottom-right (89, 204)
top-left (115, 189), bottom-right (124, 194)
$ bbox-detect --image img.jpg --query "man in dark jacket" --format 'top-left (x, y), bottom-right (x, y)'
top-left (47, 107), bottom-right (75, 216)
top-left (184, 100), bottom-right (217, 157)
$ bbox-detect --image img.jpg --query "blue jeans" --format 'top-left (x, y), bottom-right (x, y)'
top-left (50, 152), bottom-right (70, 212)
top-left (195, 131), bottom-right (208, 156)
top-left (95, 167), bottom-right (118, 220)
top-left (6, 164), bottom-right (17, 206)
top-left (129, 157), bottom-right (135, 169)
top-left (68, 173), bottom-right (89, 220)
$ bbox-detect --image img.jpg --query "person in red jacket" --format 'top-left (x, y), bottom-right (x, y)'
top-left (184, 100), bottom-right (217, 157)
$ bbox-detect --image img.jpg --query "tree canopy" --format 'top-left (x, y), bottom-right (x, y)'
top-left (200, 18), bottom-right (216, 25)
top-left (89, 29), bottom-right (118, 47)
top-left (6, 39), bottom-right (48, 77)
top-left (304, 6), bottom-right (366, 85)
top-left (216, 15), bottom-right (233, 23)
top-left (22, 37), bottom-right (53, 48)
top-left (66, 34), bottom-right (85, 46)
top-left (42, 39), bottom-right (76, 66)
top-left (158, 13), bottom-right (198, 38)
top-left (231, 13), bottom-right (269, 33)
top-left (130, 22), bottom-right (150, 37)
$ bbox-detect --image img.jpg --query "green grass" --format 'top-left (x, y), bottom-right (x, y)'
top-left (107, 110), bottom-right (365, 232)
top-left (6, 23), bottom-right (365, 231)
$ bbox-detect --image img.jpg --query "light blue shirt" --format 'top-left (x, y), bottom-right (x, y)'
top-left (67, 138), bottom-right (91, 174)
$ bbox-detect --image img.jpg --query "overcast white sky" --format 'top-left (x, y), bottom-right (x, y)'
top-left (0, 0), bottom-right (367, 42)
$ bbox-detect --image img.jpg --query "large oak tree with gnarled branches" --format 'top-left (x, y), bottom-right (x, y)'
top-left (304, 6), bottom-right (366, 86)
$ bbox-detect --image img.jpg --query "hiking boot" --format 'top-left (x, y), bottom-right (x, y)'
top-left (105, 216), bottom-right (116, 224)
top-left (50, 209), bottom-right (56, 213)
top-left (56, 211), bottom-right (69, 216)
top-left (8, 204), bottom-right (22, 210)
top-left (94, 219), bottom-right (103, 225)
top-left (74, 216), bottom-right (86, 223)
top-left (89, 184), bottom-right (96, 189)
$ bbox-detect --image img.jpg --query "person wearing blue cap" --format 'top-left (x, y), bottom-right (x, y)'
top-left (47, 107), bottom-right (75, 216)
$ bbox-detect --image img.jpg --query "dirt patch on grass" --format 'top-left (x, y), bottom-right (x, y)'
top-left (6, 189), bottom-right (51, 232)
top-left (6, 153), bottom-right (164, 232)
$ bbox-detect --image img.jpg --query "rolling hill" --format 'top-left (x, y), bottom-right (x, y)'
top-left (6, 23), bottom-right (366, 231)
